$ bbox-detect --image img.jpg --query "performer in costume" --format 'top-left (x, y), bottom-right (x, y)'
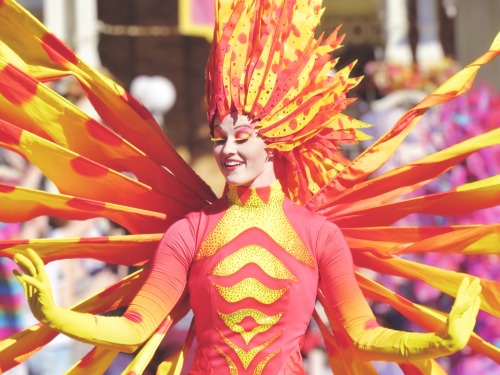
top-left (0, 0), bottom-right (499, 374)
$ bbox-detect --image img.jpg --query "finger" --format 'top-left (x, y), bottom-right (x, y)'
top-left (469, 277), bottom-right (480, 286)
top-left (469, 278), bottom-right (482, 296)
top-left (451, 282), bottom-right (475, 316)
top-left (13, 253), bottom-right (37, 277)
top-left (457, 277), bottom-right (482, 302)
top-left (456, 277), bottom-right (470, 296)
top-left (26, 248), bottom-right (47, 281)
top-left (21, 274), bottom-right (45, 292)
top-left (460, 281), bottom-right (482, 308)
top-left (13, 271), bottom-right (35, 299)
top-left (13, 269), bottom-right (28, 291)
top-left (473, 298), bottom-right (481, 320)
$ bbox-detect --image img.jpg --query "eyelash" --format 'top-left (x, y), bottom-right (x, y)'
top-left (211, 137), bottom-right (225, 143)
top-left (211, 136), bottom-right (250, 143)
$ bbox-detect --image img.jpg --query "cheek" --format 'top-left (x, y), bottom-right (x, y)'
top-left (212, 145), bottom-right (225, 170)
top-left (213, 144), bottom-right (222, 157)
top-left (247, 148), bottom-right (268, 167)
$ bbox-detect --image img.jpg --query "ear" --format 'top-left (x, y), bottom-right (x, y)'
top-left (266, 149), bottom-right (275, 162)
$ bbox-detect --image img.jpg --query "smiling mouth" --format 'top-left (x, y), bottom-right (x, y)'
top-left (224, 160), bottom-right (244, 170)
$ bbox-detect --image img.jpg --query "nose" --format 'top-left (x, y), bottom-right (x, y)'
top-left (221, 138), bottom-right (237, 155)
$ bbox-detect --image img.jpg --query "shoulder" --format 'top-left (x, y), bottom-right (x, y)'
top-left (283, 198), bottom-right (344, 248)
top-left (283, 197), bottom-right (336, 229)
top-left (185, 196), bottom-right (227, 222)
top-left (165, 196), bottom-right (227, 239)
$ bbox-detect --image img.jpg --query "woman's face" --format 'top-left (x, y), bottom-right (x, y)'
top-left (212, 113), bottom-right (276, 188)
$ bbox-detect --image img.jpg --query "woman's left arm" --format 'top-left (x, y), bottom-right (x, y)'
top-left (317, 221), bottom-right (481, 361)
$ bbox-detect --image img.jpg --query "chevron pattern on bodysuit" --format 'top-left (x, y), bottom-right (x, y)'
top-left (193, 183), bottom-right (316, 373)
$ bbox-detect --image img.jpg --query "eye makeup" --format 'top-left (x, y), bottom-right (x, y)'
top-left (211, 126), bottom-right (226, 142)
top-left (234, 127), bottom-right (253, 141)
top-left (211, 124), bottom-right (254, 142)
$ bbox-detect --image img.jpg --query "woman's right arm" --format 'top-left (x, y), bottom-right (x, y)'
top-left (14, 218), bottom-right (196, 352)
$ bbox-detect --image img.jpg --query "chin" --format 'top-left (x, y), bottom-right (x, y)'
top-left (225, 178), bottom-right (253, 187)
top-left (224, 170), bottom-right (273, 188)
top-left (223, 174), bottom-right (255, 187)
top-left (221, 171), bottom-right (247, 186)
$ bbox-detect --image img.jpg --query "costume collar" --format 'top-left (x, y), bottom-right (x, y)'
top-left (226, 180), bottom-right (284, 207)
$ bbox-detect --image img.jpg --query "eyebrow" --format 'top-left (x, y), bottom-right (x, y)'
top-left (213, 124), bottom-right (253, 131)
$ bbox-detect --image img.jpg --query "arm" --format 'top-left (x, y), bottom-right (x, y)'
top-left (13, 218), bottom-right (196, 352)
top-left (317, 221), bottom-right (481, 361)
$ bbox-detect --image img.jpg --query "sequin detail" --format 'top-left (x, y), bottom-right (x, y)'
top-left (218, 309), bottom-right (282, 344)
top-left (211, 244), bottom-right (297, 280)
top-left (254, 350), bottom-right (280, 375)
top-left (197, 182), bottom-right (315, 268)
top-left (219, 329), bottom-right (282, 370)
top-left (213, 278), bottom-right (288, 304)
top-left (215, 346), bottom-right (238, 375)
top-left (200, 182), bottom-right (310, 374)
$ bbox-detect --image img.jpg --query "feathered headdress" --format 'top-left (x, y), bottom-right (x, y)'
top-left (206, 0), bottom-right (371, 204)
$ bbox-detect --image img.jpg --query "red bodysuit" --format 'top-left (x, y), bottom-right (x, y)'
top-left (140, 180), bottom-right (377, 374)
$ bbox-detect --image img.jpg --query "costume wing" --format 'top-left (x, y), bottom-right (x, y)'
top-left (0, 0), bottom-right (211, 373)
top-left (306, 33), bottom-right (500, 372)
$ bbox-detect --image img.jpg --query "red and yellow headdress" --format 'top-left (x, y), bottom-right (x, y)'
top-left (206, 0), bottom-right (371, 204)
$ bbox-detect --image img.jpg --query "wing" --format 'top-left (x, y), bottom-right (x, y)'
top-left (307, 33), bottom-right (500, 372)
top-left (0, 0), bottom-right (214, 373)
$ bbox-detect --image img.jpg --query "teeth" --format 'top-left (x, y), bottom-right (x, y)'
top-left (225, 161), bottom-right (242, 167)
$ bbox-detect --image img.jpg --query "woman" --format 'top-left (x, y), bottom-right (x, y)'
top-left (13, 111), bottom-right (481, 374)
top-left (1, 0), bottom-right (499, 373)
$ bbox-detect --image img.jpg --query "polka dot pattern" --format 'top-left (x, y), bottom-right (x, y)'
top-left (41, 32), bottom-right (78, 65)
top-left (215, 346), bottom-right (238, 375)
top-left (85, 119), bottom-right (124, 146)
top-left (0, 118), bottom-right (22, 145)
top-left (219, 328), bottom-right (282, 370)
top-left (0, 64), bottom-right (38, 105)
top-left (211, 244), bottom-right (297, 280)
top-left (70, 156), bottom-right (109, 177)
top-left (254, 350), bottom-right (280, 375)
top-left (213, 278), bottom-right (287, 304)
top-left (197, 181), bottom-right (315, 268)
top-left (218, 309), bottom-right (282, 344)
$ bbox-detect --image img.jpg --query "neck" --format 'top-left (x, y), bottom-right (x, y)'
top-left (245, 160), bottom-right (277, 188)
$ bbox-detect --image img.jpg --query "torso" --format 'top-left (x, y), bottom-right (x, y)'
top-left (186, 183), bottom-right (326, 374)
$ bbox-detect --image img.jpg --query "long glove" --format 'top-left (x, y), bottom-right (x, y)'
top-left (318, 224), bottom-right (482, 362)
top-left (13, 247), bottom-right (186, 352)
top-left (348, 277), bottom-right (482, 360)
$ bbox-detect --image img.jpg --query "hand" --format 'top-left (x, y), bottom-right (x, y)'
top-left (441, 277), bottom-right (482, 352)
top-left (13, 248), bottom-right (57, 325)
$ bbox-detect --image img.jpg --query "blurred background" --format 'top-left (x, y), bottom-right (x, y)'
top-left (2, 1), bottom-right (499, 374)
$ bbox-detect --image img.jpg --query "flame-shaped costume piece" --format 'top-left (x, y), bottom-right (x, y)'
top-left (207, 0), bottom-right (371, 203)
top-left (0, 0), bottom-right (499, 374)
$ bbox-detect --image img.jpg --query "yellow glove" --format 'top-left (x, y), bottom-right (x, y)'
top-left (437, 276), bottom-right (482, 352)
top-left (14, 246), bottom-right (186, 351)
top-left (13, 248), bottom-right (162, 352)
top-left (350, 277), bottom-right (482, 361)
top-left (13, 248), bottom-right (60, 326)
